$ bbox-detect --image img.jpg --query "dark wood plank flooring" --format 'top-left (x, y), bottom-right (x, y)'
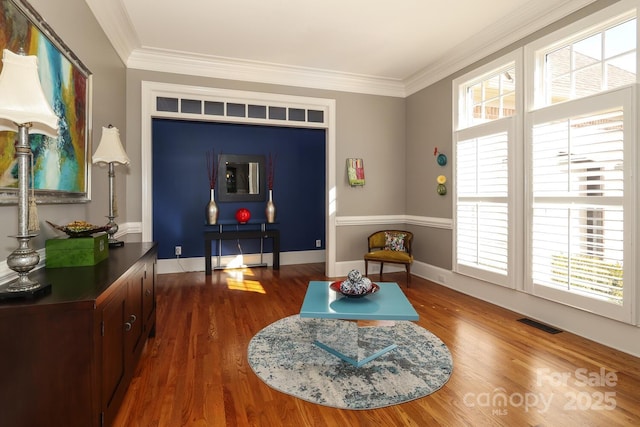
top-left (114, 264), bottom-right (640, 426)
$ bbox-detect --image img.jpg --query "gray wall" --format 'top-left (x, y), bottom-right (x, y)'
top-left (0, 0), bottom-right (126, 261)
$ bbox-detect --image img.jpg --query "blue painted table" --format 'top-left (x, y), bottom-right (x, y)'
top-left (299, 281), bottom-right (419, 367)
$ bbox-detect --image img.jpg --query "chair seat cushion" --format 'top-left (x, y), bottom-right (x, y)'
top-left (364, 250), bottom-right (413, 263)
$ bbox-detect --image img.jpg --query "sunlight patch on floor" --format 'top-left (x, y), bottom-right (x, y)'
top-left (225, 267), bottom-right (266, 294)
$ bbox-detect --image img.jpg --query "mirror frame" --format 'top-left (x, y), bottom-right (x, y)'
top-left (217, 154), bottom-right (266, 202)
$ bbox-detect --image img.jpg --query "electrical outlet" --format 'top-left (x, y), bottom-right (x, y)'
top-left (315, 239), bottom-right (322, 248)
top-left (175, 246), bottom-right (182, 256)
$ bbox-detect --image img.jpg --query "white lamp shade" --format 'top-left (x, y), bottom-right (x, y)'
top-left (93, 126), bottom-right (130, 165)
top-left (0, 49), bottom-right (58, 137)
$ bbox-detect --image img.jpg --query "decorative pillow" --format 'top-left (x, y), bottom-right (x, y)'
top-left (384, 232), bottom-right (406, 252)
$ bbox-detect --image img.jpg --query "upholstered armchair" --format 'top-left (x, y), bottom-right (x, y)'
top-left (364, 230), bottom-right (414, 286)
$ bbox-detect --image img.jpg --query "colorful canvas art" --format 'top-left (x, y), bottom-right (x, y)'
top-left (347, 158), bottom-right (365, 186)
top-left (0, 0), bottom-right (91, 202)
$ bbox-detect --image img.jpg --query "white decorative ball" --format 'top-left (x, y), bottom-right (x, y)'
top-left (340, 280), bottom-right (356, 294)
top-left (347, 269), bottom-right (362, 283)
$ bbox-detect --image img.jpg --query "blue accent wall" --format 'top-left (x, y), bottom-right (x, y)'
top-left (152, 119), bottom-right (326, 259)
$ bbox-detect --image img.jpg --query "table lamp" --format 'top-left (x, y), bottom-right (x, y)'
top-left (0, 49), bottom-right (59, 295)
top-left (93, 125), bottom-right (129, 247)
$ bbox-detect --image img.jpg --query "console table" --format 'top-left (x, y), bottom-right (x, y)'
top-left (204, 221), bottom-right (280, 274)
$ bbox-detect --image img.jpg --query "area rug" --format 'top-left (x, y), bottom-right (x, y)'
top-left (247, 315), bottom-right (453, 409)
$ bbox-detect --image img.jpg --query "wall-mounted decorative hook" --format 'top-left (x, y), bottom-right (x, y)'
top-left (434, 147), bottom-right (447, 166)
top-left (437, 175), bottom-right (447, 195)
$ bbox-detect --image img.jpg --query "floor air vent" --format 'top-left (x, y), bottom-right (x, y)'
top-left (517, 318), bottom-right (563, 334)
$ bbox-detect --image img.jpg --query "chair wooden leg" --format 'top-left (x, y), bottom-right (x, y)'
top-left (379, 262), bottom-right (384, 281)
top-left (364, 260), bottom-right (369, 276)
top-left (406, 264), bottom-right (411, 288)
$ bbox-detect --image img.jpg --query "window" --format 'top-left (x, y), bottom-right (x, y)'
top-left (527, 4), bottom-right (636, 323)
top-left (533, 12), bottom-right (636, 108)
top-left (453, 52), bottom-right (520, 287)
top-left (454, 2), bottom-right (637, 323)
top-left (465, 66), bottom-right (516, 126)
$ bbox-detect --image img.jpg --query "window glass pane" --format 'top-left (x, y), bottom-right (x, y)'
top-left (606, 54), bottom-right (636, 87)
top-left (156, 97), bottom-right (178, 112)
top-left (605, 19), bottom-right (636, 58)
top-left (485, 98), bottom-right (501, 121)
top-left (574, 34), bottom-right (602, 67)
top-left (288, 108), bottom-right (305, 121)
top-left (248, 104), bottom-right (266, 119)
top-left (574, 64), bottom-right (602, 98)
top-left (268, 106), bottom-right (286, 120)
top-left (503, 92), bottom-right (516, 115)
top-left (181, 99), bottom-right (201, 114)
top-left (549, 75), bottom-right (571, 103)
top-left (227, 103), bottom-right (246, 117)
top-left (308, 110), bottom-right (324, 123)
top-left (501, 69), bottom-right (515, 94)
top-left (547, 47), bottom-right (571, 79)
top-left (204, 101), bottom-right (224, 115)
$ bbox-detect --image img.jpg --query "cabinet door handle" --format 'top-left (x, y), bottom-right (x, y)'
top-left (129, 314), bottom-right (137, 323)
top-left (145, 289), bottom-right (152, 296)
top-left (124, 322), bottom-right (132, 332)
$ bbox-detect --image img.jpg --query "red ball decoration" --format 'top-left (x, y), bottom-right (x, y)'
top-left (235, 208), bottom-right (251, 224)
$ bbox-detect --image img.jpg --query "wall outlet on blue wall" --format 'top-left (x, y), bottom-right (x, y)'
top-left (315, 240), bottom-right (322, 248)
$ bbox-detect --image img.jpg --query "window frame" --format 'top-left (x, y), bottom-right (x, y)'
top-left (527, 2), bottom-right (637, 111)
top-left (452, 0), bottom-right (638, 325)
top-left (453, 50), bottom-right (523, 289)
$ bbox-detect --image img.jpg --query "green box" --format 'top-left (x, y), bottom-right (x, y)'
top-left (45, 233), bottom-right (109, 268)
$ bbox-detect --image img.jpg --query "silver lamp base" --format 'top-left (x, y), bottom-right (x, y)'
top-left (0, 234), bottom-right (51, 300)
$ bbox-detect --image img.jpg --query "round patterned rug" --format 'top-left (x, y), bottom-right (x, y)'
top-left (247, 315), bottom-right (453, 410)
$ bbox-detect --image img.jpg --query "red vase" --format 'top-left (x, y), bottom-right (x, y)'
top-left (235, 208), bottom-right (251, 224)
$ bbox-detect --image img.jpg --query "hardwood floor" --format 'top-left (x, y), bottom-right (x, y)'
top-left (114, 264), bottom-right (640, 426)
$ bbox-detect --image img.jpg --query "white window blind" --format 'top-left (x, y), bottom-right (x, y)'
top-left (531, 107), bottom-right (624, 305)
top-left (455, 122), bottom-right (512, 286)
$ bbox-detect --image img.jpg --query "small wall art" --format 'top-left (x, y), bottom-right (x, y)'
top-left (347, 158), bottom-right (365, 186)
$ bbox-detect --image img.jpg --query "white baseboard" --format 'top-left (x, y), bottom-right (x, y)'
top-left (408, 261), bottom-right (640, 358)
top-left (157, 250), bottom-right (325, 274)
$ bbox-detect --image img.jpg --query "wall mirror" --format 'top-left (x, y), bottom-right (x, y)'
top-left (217, 154), bottom-right (266, 202)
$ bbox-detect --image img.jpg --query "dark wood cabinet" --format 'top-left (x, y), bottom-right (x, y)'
top-left (0, 242), bottom-right (157, 427)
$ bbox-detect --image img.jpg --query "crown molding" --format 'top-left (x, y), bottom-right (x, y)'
top-left (87, 0), bottom-right (600, 97)
top-left (404, 0), bottom-right (599, 95)
top-left (127, 48), bottom-right (407, 97)
top-left (84, 0), bottom-right (139, 65)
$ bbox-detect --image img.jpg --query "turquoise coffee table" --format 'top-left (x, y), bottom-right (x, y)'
top-left (299, 281), bottom-right (419, 367)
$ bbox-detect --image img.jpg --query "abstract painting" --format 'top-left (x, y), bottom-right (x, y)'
top-left (0, 0), bottom-right (91, 203)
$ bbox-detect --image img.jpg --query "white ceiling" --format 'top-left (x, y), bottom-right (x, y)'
top-left (85, 0), bottom-right (597, 97)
